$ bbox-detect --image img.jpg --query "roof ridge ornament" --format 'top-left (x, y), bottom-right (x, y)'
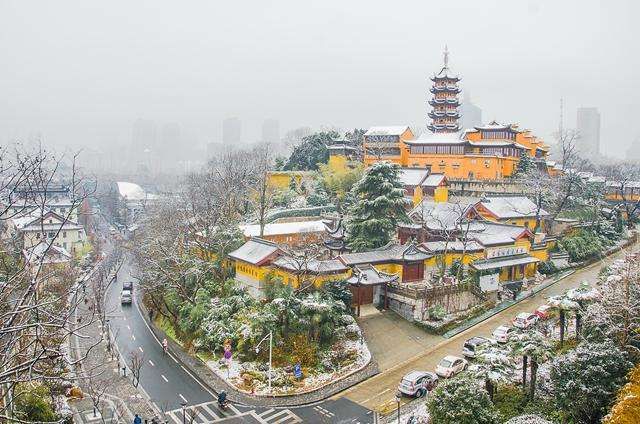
top-left (443, 45), bottom-right (449, 69)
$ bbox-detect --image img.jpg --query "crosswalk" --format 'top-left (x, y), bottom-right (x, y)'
top-left (165, 401), bottom-right (302, 423)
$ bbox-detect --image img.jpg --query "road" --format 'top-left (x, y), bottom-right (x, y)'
top-left (336, 243), bottom-right (637, 413)
top-left (106, 254), bottom-right (374, 423)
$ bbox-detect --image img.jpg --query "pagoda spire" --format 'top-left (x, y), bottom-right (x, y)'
top-left (428, 46), bottom-right (461, 133)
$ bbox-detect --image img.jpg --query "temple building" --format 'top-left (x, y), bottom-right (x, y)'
top-left (362, 48), bottom-right (550, 180)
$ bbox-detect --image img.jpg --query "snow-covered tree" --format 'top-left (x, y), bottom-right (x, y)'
top-left (469, 344), bottom-right (514, 401)
top-left (346, 161), bottom-right (409, 252)
top-left (427, 374), bottom-right (499, 424)
top-left (509, 331), bottom-right (554, 400)
top-left (514, 153), bottom-right (536, 176)
top-left (550, 340), bottom-right (632, 423)
top-left (547, 294), bottom-right (579, 348)
top-left (584, 257), bottom-right (640, 359)
top-left (565, 282), bottom-right (600, 340)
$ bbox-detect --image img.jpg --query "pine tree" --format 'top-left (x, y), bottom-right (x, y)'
top-left (515, 153), bottom-right (536, 176)
top-left (345, 162), bottom-right (409, 252)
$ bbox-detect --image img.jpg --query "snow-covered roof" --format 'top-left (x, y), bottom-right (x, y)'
top-left (473, 121), bottom-right (518, 132)
top-left (398, 168), bottom-right (430, 187)
top-left (345, 264), bottom-right (399, 286)
top-left (239, 220), bottom-right (326, 238)
top-left (23, 242), bottom-right (72, 265)
top-left (469, 222), bottom-right (532, 246)
top-left (478, 197), bottom-right (548, 219)
top-left (272, 257), bottom-right (348, 274)
top-left (228, 238), bottom-right (280, 265)
top-left (404, 131), bottom-right (465, 145)
top-left (408, 198), bottom-right (478, 231)
top-left (339, 243), bottom-right (430, 266)
top-left (422, 174), bottom-right (446, 187)
top-left (364, 126), bottom-right (411, 136)
top-left (116, 181), bottom-right (147, 201)
top-left (422, 240), bottom-right (484, 253)
top-left (471, 254), bottom-right (539, 271)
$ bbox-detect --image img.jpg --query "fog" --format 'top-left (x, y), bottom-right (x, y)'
top-left (1, 0), bottom-right (638, 167)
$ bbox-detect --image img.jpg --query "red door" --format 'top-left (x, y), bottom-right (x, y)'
top-left (403, 262), bottom-right (424, 282)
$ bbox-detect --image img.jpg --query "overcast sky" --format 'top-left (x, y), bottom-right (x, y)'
top-left (1, 0), bottom-right (638, 157)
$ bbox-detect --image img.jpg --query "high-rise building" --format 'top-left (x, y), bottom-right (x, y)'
top-left (131, 119), bottom-right (156, 153)
top-left (461, 91), bottom-right (482, 130)
top-left (427, 46), bottom-right (461, 133)
top-left (576, 107), bottom-right (600, 155)
top-left (261, 119), bottom-right (280, 143)
top-left (223, 117), bottom-right (242, 144)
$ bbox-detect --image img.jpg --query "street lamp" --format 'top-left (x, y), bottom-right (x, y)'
top-left (254, 331), bottom-right (273, 393)
top-left (395, 391), bottom-right (402, 424)
top-left (179, 400), bottom-right (187, 424)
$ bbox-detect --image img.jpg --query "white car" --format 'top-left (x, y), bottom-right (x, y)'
top-left (398, 371), bottom-right (439, 397)
top-left (492, 325), bottom-right (517, 343)
top-left (512, 312), bottom-right (539, 329)
top-left (435, 355), bottom-right (467, 378)
top-left (120, 289), bottom-right (132, 305)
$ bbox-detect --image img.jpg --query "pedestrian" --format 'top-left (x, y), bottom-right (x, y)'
top-left (162, 338), bottom-right (168, 355)
top-left (133, 414), bottom-right (142, 424)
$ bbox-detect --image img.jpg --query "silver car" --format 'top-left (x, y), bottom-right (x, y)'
top-left (398, 371), bottom-right (438, 397)
top-left (120, 289), bottom-right (132, 305)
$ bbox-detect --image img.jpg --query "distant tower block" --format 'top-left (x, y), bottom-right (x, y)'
top-left (428, 46), bottom-right (461, 133)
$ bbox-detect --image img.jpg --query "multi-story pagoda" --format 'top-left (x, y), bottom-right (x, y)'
top-left (428, 46), bottom-right (461, 133)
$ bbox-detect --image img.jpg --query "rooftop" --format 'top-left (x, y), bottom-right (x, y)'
top-left (239, 220), bottom-right (326, 238)
top-left (339, 243), bottom-right (431, 266)
top-left (404, 131), bottom-right (465, 145)
top-left (228, 238), bottom-right (281, 265)
top-left (478, 196), bottom-right (549, 219)
top-left (364, 126), bottom-right (411, 136)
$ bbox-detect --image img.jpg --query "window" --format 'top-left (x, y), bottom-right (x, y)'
top-left (48, 232), bottom-right (55, 238)
top-left (63, 231), bottom-right (67, 238)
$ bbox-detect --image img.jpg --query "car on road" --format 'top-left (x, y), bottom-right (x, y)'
top-left (535, 304), bottom-right (554, 320)
top-left (435, 355), bottom-right (467, 378)
top-left (123, 281), bottom-right (134, 292)
top-left (462, 336), bottom-right (494, 358)
top-left (492, 325), bottom-right (517, 343)
top-left (512, 312), bottom-right (539, 329)
top-left (120, 289), bottom-right (132, 305)
top-left (398, 371), bottom-right (439, 397)
top-left (110, 227), bottom-right (117, 236)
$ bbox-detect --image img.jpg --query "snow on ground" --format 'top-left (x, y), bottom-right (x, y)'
top-left (398, 401), bottom-right (429, 424)
top-left (207, 338), bottom-right (371, 396)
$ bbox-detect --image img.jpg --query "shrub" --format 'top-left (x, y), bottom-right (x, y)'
top-left (560, 229), bottom-right (603, 262)
top-left (428, 304), bottom-right (447, 321)
top-left (427, 374), bottom-right (499, 424)
top-left (537, 261), bottom-right (558, 275)
top-left (14, 385), bottom-right (57, 423)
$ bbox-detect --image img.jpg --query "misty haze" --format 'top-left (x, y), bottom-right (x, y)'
top-left (1, 1), bottom-right (639, 423)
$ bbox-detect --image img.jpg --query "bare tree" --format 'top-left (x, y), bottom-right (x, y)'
top-left (128, 351), bottom-right (145, 388)
top-left (601, 163), bottom-right (640, 228)
top-left (247, 144), bottom-right (276, 237)
top-left (274, 236), bottom-right (326, 291)
top-left (0, 146), bottom-right (101, 421)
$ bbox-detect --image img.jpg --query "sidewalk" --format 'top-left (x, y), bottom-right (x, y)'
top-left (69, 264), bottom-right (158, 423)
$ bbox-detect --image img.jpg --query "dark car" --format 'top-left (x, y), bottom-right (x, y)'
top-left (123, 281), bottom-right (134, 291)
top-left (462, 336), bottom-right (494, 358)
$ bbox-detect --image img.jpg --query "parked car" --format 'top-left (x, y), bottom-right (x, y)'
top-left (492, 325), bottom-right (517, 343)
top-left (462, 336), bottom-right (494, 358)
top-left (120, 289), bottom-right (132, 305)
top-left (122, 281), bottom-right (134, 292)
top-left (435, 355), bottom-right (467, 378)
top-left (398, 371), bottom-right (439, 397)
top-left (512, 312), bottom-right (539, 329)
top-left (535, 304), bottom-right (554, 320)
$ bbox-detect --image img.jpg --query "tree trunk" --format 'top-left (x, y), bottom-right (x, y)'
top-left (575, 311), bottom-right (582, 341)
top-left (486, 380), bottom-right (495, 402)
top-left (522, 355), bottom-right (528, 391)
top-left (559, 310), bottom-right (565, 348)
top-left (529, 359), bottom-right (538, 400)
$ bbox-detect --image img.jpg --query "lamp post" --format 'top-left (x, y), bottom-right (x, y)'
top-left (255, 331), bottom-right (273, 393)
top-left (180, 400), bottom-right (187, 424)
top-left (395, 391), bottom-right (402, 424)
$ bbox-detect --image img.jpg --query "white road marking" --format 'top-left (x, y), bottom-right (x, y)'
top-left (178, 393), bottom-right (188, 403)
top-left (126, 325), bottom-right (130, 330)
top-left (361, 387), bottom-right (390, 404)
top-left (201, 403), bottom-right (220, 419)
top-left (138, 346), bottom-right (144, 353)
top-left (161, 374), bottom-right (168, 383)
top-left (131, 334), bottom-right (136, 341)
top-left (148, 360), bottom-right (155, 367)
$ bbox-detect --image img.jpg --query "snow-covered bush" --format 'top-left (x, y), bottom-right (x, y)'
top-left (427, 374), bottom-right (499, 424)
top-left (504, 415), bottom-right (552, 424)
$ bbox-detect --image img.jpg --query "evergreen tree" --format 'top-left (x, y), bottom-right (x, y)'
top-left (515, 153), bottom-right (536, 176)
top-left (345, 162), bottom-right (409, 251)
top-left (427, 374), bottom-right (499, 424)
top-left (284, 131), bottom-right (337, 171)
top-left (550, 340), bottom-right (632, 423)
